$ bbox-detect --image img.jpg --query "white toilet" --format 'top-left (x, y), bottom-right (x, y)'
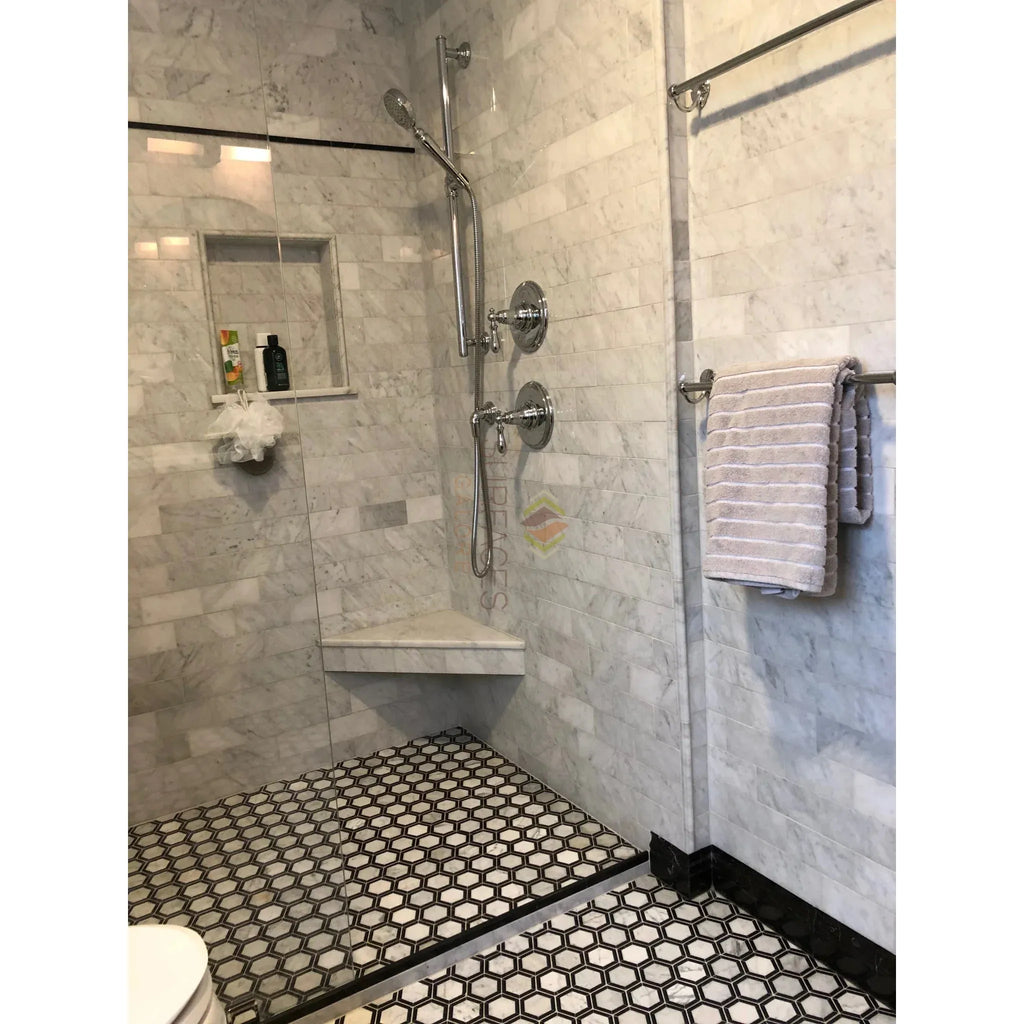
top-left (128, 925), bottom-right (227, 1024)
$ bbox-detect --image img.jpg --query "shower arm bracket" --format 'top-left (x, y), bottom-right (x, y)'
top-left (445, 41), bottom-right (471, 67)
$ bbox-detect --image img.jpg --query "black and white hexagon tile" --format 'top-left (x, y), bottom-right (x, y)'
top-left (128, 728), bottom-right (639, 1019)
top-left (341, 875), bottom-right (895, 1024)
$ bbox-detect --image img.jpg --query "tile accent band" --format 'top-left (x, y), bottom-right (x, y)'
top-left (263, 850), bottom-right (649, 1024)
top-left (127, 121), bottom-right (416, 154)
top-left (650, 834), bottom-right (896, 1010)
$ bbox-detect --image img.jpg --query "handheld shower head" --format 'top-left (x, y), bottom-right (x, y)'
top-left (383, 88), bottom-right (416, 131)
top-left (382, 87), bottom-right (471, 192)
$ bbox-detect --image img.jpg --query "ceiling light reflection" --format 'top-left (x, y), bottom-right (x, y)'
top-left (147, 137), bottom-right (204, 156)
top-left (220, 145), bottom-right (271, 162)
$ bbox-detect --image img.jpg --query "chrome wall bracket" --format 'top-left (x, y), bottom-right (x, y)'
top-left (489, 280), bottom-right (549, 354)
top-left (445, 41), bottom-right (471, 68)
top-left (678, 368), bottom-right (715, 403)
top-left (670, 80), bottom-right (710, 112)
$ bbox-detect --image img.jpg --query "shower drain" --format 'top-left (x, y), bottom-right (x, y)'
top-left (224, 991), bottom-right (266, 1024)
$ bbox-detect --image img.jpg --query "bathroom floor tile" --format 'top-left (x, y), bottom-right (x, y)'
top-left (340, 874), bottom-right (895, 1024)
top-left (128, 727), bottom-right (639, 1020)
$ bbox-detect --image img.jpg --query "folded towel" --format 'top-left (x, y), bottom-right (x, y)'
top-left (702, 357), bottom-right (871, 598)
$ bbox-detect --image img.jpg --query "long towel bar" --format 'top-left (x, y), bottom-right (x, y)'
top-left (667, 0), bottom-right (886, 112)
top-left (677, 368), bottom-right (894, 401)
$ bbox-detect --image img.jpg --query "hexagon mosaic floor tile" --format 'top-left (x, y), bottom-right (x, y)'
top-left (341, 875), bottom-right (895, 1024)
top-left (128, 727), bottom-right (639, 1020)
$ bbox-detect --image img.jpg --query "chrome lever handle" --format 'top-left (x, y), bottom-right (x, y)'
top-left (487, 309), bottom-right (502, 353)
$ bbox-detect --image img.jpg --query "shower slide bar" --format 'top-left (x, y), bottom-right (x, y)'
top-left (667, 0), bottom-right (885, 112)
top-left (436, 35), bottom-right (474, 359)
top-left (678, 368), bottom-right (895, 402)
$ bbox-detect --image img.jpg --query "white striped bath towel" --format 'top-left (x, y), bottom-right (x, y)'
top-left (702, 357), bottom-right (872, 598)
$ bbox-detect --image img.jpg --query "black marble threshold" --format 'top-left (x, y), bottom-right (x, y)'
top-left (650, 833), bottom-right (896, 1010)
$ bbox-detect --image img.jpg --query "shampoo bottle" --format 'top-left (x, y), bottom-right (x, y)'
top-left (263, 335), bottom-right (291, 392)
top-left (254, 333), bottom-right (269, 392)
top-left (220, 329), bottom-right (244, 390)
top-left (254, 346), bottom-right (268, 391)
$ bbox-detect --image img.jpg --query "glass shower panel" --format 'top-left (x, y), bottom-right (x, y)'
top-left (127, 123), bottom-right (355, 1020)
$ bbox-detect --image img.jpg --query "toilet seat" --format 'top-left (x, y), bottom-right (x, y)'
top-left (128, 925), bottom-right (225, 1024)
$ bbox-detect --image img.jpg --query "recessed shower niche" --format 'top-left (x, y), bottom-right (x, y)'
top-left (199, 232), bottom-right (352, 398)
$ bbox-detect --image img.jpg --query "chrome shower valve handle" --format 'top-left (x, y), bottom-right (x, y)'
top-left (490, 281), bottom-right (549, 353)
top-left (486, 311), bottom-right (502, 354)
top-left (471, 381), bottom-right (554, 454)
top-left (489, 304), bottom-right (541, 333)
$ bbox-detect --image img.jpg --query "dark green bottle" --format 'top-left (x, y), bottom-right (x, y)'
top-left (263, 335), bottom-right (291, 391)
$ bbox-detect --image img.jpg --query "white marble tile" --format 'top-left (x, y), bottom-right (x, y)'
top-left (682, 0), bottom-right (896, 948)
top-left (818, 874), bottom-right (895, 953)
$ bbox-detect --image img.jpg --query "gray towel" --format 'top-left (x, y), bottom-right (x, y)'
top-left (838, 382), bottom-right (873, 525)
top-left (702, 357), bottom-right (872, 598)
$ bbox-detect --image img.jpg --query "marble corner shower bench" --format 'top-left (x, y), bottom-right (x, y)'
top-left (319, 609), bottom-right (525, 675)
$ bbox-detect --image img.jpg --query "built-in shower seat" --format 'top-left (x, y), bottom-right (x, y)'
top-left (319, 609), bottom-right (525, 674)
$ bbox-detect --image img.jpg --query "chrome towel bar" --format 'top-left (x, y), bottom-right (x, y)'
top-left (667, 0), bottom-right (886, 113)
top-left (678, 368), bottom-right (895, 404)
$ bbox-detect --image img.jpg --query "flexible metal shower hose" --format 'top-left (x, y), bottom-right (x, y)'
top-left (467, 188), bottom-right (493, 578)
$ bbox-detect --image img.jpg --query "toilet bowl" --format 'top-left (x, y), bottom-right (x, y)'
top-left (128, 925), bottom-right (227, 1024)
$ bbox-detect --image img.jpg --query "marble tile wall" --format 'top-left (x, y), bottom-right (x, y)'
top-left (403, 0), bottom-right (694, 855)
top-left (278, 136), bottom-right (460, 765)
top-left (128, 0), bottom-right (459, 821)
top-left (676, 0), bottom-right (896, 950)
top-left (272, 140), bottom-right (452, 641)
top-left (129, 0), bottom-right (267, 133)
top-left (128, 127), bottom-right (332, 823)
top-left (129, 0), bottom-right (413, 146)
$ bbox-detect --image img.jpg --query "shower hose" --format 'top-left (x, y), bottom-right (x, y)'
top-left (467, 188), bottom-right (493, 578)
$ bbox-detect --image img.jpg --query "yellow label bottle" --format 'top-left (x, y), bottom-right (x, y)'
top-left (220, 329), bottom-right (244, 389)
